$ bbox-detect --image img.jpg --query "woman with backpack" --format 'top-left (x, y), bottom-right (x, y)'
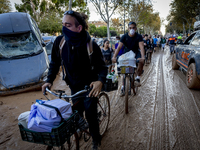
top-left (101, 39), bottom-right (114, 73)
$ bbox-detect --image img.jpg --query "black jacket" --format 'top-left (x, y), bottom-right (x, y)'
top-left (46, 34), bottom-right (107, 91)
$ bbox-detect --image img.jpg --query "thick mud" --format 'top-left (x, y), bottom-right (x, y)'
top-left (0, 46), bottom-right (200, 150)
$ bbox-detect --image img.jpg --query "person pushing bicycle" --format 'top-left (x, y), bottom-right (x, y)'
top-left (42, 10), bottom-right (107, 150)
top-left (112, 21), bottom-right (145, 88)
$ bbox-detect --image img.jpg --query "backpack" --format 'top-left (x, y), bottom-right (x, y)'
top-left (59, 36), bottom-right (93, 80)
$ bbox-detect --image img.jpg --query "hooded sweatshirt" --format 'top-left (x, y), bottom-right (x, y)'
top-left (46, 30), bottom-right (107, 92)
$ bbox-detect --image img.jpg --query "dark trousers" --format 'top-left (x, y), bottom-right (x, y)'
top-left (71, 89), bottom-right (101, 144)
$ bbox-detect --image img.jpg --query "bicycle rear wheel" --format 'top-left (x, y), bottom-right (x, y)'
top-left (97, 92), bottom-right (110, 137)
top-left (125, 76), bottom-right (130, 114)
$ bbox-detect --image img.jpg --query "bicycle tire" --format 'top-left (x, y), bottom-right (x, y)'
top-left (125, 76), bottom-right (130, 114)
top-left (97, 92), bottom-right (110, 137)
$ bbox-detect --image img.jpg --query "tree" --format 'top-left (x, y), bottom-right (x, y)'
top-left (15, 0), bottom-right (89, 23)
top-left (93, 26), bottom-right (116, 37)
top-left (38, 12), bottom-right (62, 34)
top-left (111, 18), bottom-right (123, 34)
top-left (116, 0), bottom-right (159, 34)
top-left (0, 0), bottom-right (12, 14)
top-left (110, 30), bottom-right (117, 36)
top-left (166, 0), bottom-right (200, 35)
top-left (15, 0), bottom-right (90, 34)
top-left (89, 24), bottom-right (96, 35)
top-left (89, 0), bottom-right (122, 39)
top-left (144, 12), bottom-right (161, 35)
top-left (94, 26), bottom-right (107, 37)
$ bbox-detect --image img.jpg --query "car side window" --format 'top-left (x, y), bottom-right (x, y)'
top-left (184, 33), bottom-right (196, 45)
top-left (191, 33), bottom-right (200, 46)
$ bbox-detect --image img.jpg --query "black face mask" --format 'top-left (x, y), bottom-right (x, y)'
top-left (62, 26), bottom-right (89, 47)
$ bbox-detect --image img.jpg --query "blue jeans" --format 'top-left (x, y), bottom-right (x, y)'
top-left (170, 45), bottom-right (175, 53)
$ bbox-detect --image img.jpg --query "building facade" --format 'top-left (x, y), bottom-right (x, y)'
top-left (89, 21), bottom-right (107, 27)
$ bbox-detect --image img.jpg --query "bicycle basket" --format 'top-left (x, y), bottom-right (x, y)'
top-left (18, 111), bottom-right (80, 147)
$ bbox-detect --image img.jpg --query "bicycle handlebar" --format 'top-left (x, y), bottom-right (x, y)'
top-left (45, 87), bottom-right (88, 99)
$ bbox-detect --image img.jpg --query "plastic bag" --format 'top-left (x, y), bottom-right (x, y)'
top-left (118, 51), bottom-right (136, 67)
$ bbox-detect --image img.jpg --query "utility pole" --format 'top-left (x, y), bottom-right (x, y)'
top-left (69, 0), bottom-right (72, 10)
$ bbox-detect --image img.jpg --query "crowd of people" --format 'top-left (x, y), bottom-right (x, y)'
top-left (42, 10), bottom-right (182, 150)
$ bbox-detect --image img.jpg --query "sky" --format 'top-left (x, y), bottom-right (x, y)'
top-left (10, 0), bottom-right (172, 34)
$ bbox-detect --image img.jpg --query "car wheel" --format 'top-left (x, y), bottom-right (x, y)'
top-left (186, 63), bottom-right (200, 89)
top-left (172, 53), bottom-right (179, 70)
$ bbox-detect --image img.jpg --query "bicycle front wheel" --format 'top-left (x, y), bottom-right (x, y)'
top-left (125, 76), bottom-right (130, 114)
top-left (97, 92), bottom-right (110, 137)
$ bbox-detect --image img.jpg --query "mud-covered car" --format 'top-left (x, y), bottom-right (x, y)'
top-left (0, 12), bottom-right (49, 95)
top-left (172, 29), bottom-right (200, 89)
top-left (42, 36), bottom-right (56, 62)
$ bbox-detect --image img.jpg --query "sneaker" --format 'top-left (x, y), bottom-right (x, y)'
top-left (134, 79), bottom-right (141, 87)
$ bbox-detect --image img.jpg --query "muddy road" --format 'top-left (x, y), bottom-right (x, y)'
top-left (0, 46), bottom-right (200, 150)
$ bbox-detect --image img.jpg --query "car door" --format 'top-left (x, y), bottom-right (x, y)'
top-left (189, 32), bottom-right (200, 75)
top-left (176, 33), bottom-right (196, 70)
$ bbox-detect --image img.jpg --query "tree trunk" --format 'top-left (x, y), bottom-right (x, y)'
top-left (189, 24), bottom-right (191, 34)
top-left (106, 0), bottom-right (110, 39)
top-left (107, 18), bottom-right (110, 39)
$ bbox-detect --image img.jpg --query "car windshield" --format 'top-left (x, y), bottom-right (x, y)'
top-left (0, 32), bottom-right (42, 58)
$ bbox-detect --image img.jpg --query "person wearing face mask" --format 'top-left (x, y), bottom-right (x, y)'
top-left (112, 21), bottom-right (145, 90)
top-left (42, 10), bottom-right (107, 150)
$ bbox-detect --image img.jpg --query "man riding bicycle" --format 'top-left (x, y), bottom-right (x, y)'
top-left (112, 21), bottom-right (145, 88)
top-left (42, 10), bottom-right (107, 150)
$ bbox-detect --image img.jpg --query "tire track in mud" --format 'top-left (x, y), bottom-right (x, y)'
top-left (149, 52), bottom-right (170, 149)
top-left (162, 48), bottom-right (200, 149)
top-left (101, 51), bottom-right (162, 150)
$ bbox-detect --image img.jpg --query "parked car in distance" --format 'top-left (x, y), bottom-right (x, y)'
top-left (172, 27), bottom-right (200, 89)
top-left (42, 36), bottom-right (56, 62)
top-left (0, 12), bottom-right (49, 95)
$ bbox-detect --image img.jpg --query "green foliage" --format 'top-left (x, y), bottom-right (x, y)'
top-left (110, 30), bottom-right (117, 36)
top-left (0, 0), bottom-right (12, 14)
top-left (89, 24), bottom-right (96, 35)
top-left (166, 0), bottom-right (200, 34)
top-left (94, 26), bottom-right (107, 37)
top-left (94, 26), bottom-right (117, 37)
top-left (116, 0), bottom-right (161, 34)
top-left (15, 0), bottom-right (90, 23)
top-left (38, 12), bottom-right (62, 34)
